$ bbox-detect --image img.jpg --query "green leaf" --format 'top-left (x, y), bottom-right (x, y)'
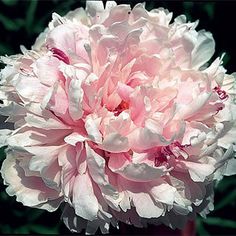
top-left (202, 217), bottom-right (236, 229)
top-left (215, 189), bottom-right (236, 211)
top-left (203, 3), bottom-right (215, 20)
top-left (53, 0), bottom-right (77, 16)
top-left (217, 176), bottom-right (236, 192)
top-left (29, 224), bottom-right (59, 234)
top-left (0, 224), bottom-right (13, 234)
top-left (196, 218), bottom-right (210, 236)
top-left (25, 0), bottom-right (38, 34)
top-left (27, 209), bottom-right (45, 222)
top-left (0, 191), bottom-right (8, 201)
top-left (15, 18), bottom-right (25, 27)
top-left (14, 226), bottom-right (30, 234)
top-left (183, 2), bottom-right (193, 21)
top-left (183, 2), bottom-right (194, 10)
top-left (0, 147), bottom-right (6, 160)
top-left (13, 209), bottom-right (27, 218)
top-left (222, 53), bottom-right (231, 66)
top-left (0, 13), bottom-right (22, 31)
top-left (1, 0), bottom-right (18, 6)
top-left (33, 14), bottom-right (51, 34)
top-left (146, 2), bottom-right (155, 11)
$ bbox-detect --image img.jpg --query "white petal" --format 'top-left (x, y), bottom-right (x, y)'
top-left (7, 126), bottom-right (69, 148)
top-left (64, 132), bottom-right (88, 146)
top-left (176, 92), bottom-right (211, 120)
top-left (0, 129), bottom-right (12, 147)
top-left (182, 160), bottom-right (215, 182)
top-left (191, 30), bottom-right (215, 69)
top-left (25, 145), bottom-right (65, 156)
top-left (73, 173), bottom-right (99, 221)
top-left (62, 204), bottom-right (88, 233)
top-left (218, 124), bottom-right (236, 149)
top-left (86, 1), bottom-right (104, 17)
top-left (85, 116), bottom-right (102, 144)
top-left (14, 75), bottom-right (48, 102)
top-left (86, 144), bottom-right (120, 208)
top-left (129, 127), bottom-right (171, 152)
top-left (224, 158), bottom-right (236, 176)
top-left (132, 192), bottom-right (164, 218)
top-left (111, 161), bottom-right (166, 182)
top-left (105, 1), bottom-right (117, 10)
top-left (68, 78), bottom-right (84, 121)
top-left (1, 151), bottom-right (59, 208)
top-left (25, 113), bottom-right (69, 130)
top-left (101, 132), bottom-right (129, 153)
top-left (149, 181), bottom-right (176, 205)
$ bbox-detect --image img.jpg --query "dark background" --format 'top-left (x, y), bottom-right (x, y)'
top-left (0, 0), bottom-right (236, 235)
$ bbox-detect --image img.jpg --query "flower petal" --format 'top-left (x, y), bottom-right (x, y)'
top-left (73, 172), bottom-right (99, 221)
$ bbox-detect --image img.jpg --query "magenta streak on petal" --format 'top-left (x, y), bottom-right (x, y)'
top-left (215, 105), bottom-right (224, 114)
top-left (213, 86), bottom-right (229, 100)
top-left (113, 100), bottom-right (129, 116)
top-left (173, 141), bottom-right (190, 149)
top-left (155, 142), bottom-right (190, 167)
top-left (50, 47), bottom-right (70, 64)
top-left (154, 153), bottom-right (168, 167)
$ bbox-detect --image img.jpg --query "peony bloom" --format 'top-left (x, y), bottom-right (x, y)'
top-left (1, 1), bottom-right (236, 234)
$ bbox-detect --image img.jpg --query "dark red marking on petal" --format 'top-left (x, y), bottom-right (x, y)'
top-left (50, 47), bottom-right (70, 64)
top-left (154, 141), bottom-right (190, 167)
top-left (173, 141), bottom-right (190, 149)
top-left (215, 105), bottom-right (224, 115)
top-left (114, 100), bottom-right (129, 116)
top-left (154, 153), bottom-right (167, 167)
top-left (181, 220), bottom-right (196, 236)
top-left (162, 146), bottom-right (172, 156)
top-left (213, 86), bottom-right (229, 100)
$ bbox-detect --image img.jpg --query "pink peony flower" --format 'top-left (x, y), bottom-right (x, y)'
top-left (1, 1), bottom-right (236, 234)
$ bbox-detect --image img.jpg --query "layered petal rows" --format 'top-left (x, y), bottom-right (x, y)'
top-left (1, 1), bottom-right (236, 234)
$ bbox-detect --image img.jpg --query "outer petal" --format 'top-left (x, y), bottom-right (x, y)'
top-left (132, 192), bottom-right (164, 218)
top-left (224, 158), bottom-right (236, 176)
top-left (108, 152), bottom-right (166, 182)
top-left (1, 151), bottom-right (61, 211)
top-left (0, 129), bottom-right (12, 147)
top-left (68, 78), bottom-right (84, 121)
top-left (14, 74), bottom-right (49, 103)
top-left (86, 143), bottom-right (120, 209)
top-left (191, 30), bottom-right (215, 69)
top-left (179, 160), bottom-right (215, 182)
top-left (149, 180), bottom-right (176, 205)
top-left (33, 56), bottom-right (62, 86)
top-left (62, 204), bottom-right (88, 233)
top-left (72, 172), bottom-right (99, 221)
